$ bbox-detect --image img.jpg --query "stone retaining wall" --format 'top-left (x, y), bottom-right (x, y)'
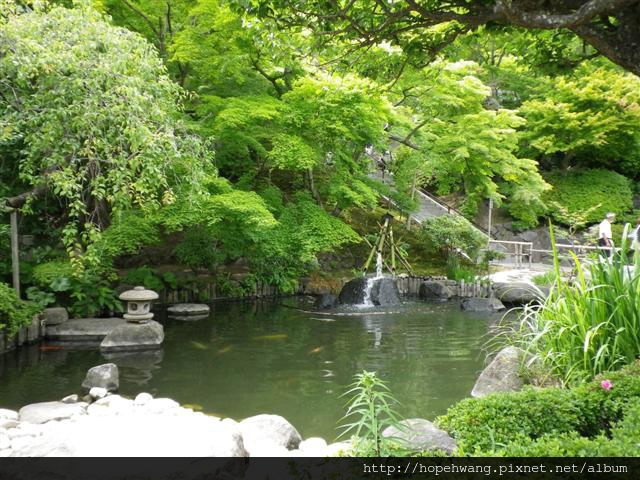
top-left (0, 316), bottom-right (43, 356)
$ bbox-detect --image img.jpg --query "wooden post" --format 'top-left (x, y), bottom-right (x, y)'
top-left (10, 209), bottom-right (20, 298)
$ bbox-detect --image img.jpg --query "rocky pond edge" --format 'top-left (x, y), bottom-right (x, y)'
top-left (0, 342), bottom-right (530, 458)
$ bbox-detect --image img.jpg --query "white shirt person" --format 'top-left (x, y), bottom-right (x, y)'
top-left (598, 213), bottom-right (615, 256)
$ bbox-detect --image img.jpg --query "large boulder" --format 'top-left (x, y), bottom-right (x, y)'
top-left (82, 363), bottom-right (119, 392)
top-left (239, 414), bottom-right (301, 454)
top-left (461, 297), bottom-right (505, 312)
top-left (19, 401), bottom-right (87, 424)
top-left (471, 346), bottom-right (529, 398)
top-left (41, 307), bottom-right (68, 326)
top-left (419, 281), bottom-right (454, 300)
top-left (338, 277), bottom-right (401, 306)
top-left (493, 282), bottom-right (544, 305)
top-left (338, 277), bottom-right (367, 305)
top-left (100, 320), bottom-right (164, 352)
top-left (382, 419), bottom-right (457, 454)
top-left (370, 278), bottom-right (401, 306)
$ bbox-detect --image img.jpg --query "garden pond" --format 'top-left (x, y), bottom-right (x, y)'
top-left (0, 298), bottom-right (500, 440)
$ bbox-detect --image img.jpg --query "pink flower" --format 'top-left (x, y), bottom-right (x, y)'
top-left (601, 380), bottom-right (613, 391)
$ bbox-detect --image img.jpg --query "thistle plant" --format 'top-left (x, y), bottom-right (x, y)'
top-left (338, 370), bottom-right (403, 456)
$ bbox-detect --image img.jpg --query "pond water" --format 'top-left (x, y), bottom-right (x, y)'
top-left (0, 298), bottom-right (499, 440)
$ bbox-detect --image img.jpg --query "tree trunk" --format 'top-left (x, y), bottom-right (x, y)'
top-left (307, 168), bottom-right (321, 204)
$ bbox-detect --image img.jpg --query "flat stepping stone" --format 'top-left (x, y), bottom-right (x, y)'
top-left (167, 304), bottom-right (210, 316)
top-left (45, 318), bottom-right (126, 342)
top-left (100, 320), bottom-right (164, 352)
top-left (168, 314), bottom-right (208, 322)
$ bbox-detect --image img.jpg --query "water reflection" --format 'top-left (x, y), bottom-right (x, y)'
top-left (101, 349), bottom-right (164, 386)
top-left (0, 299), bottom-right (499, 439)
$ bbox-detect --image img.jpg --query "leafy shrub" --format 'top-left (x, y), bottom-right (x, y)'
top-left (446, 256), bottom-right (476, 282)
top-left (25, 286), bottom-right (56, 309)
top-left (31, 260), bottom-right (74, 287)
top-left (420, 216), bottom-right (486, 260)
top-left (543, 169), bottom-right (632, 227)
top-left (0, 282), bottom-right (41, 337)
top-left (497, 399), bottom-right (640, 456)
top-left (437, 388), bottom-right (582, 454)
top-left (173, 228), bottom-right (225, 271)
top-left (122, 266), bottom-right (177, 292)
top-left (436, 361), bottom-right (640, 455)
top-left (67, 272), bottom-right (122, 318)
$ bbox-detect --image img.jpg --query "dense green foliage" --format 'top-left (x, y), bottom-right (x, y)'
top-left (0, 4), bottom-right (212, 264)
top-left (437, 361), bottom-right (640, 455)
top-left (520, 64), bottom-right (640, 178)
top-left (419, 216), bottom-right (486, 260)
top-left (0, 282), bottom-right (40, 337)
top-left (505, 228), bottom-right (640, 385)
top-left (497, 400), bottom-right (640, 456)
top-left (2, 0), bottom-right (640, 314)
top-left (543, 169), bottom-right (633, 227)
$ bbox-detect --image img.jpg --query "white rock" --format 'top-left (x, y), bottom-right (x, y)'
top-left (10, 411), bottom-right (246, 457)
top-left (298, 437), bottom-right (328, 457)
top-left (134, 392), bottom-right (153, 405)
top-left (87, 404), bottom-right (111, 417)
top-left (0, 433), bottom-right (11, 450)
top-left (239, 414), bottom-right (302, 455)
top-left (0, 419), bottom-right (18, 430)
top-left (7, 424), bottom-right (39, 440)
top-left (0, 409), bottom-right (18, 421)
top-left (145, 398), bottom-right (179, 414)
top-left (10, 435), bottom-right (34, 451)
top-left (89, 387), bottom-right (108, 400)
top-left (19, 402), bottom-right (87, 424)
top-left (61, 394), bottom-right (79, 404)
top-left (248, 444), bottom-right (291, 457)
top-left (0, 448), bottom-right (12, 457)
top-left (326, 441), bottom-right (351, 457)
top-left (93, 395), bottom-right (134, 415)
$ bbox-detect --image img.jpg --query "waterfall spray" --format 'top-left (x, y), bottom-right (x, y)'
top-left (360, 252), bottom-right (384, 307)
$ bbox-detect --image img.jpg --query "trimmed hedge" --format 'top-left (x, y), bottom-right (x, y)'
top-left (543, 169), bottom-right (633, 226)
top-left (436, 361), bottom-right (640, 455)
top-left (496, 400), bottom-right (640, 456)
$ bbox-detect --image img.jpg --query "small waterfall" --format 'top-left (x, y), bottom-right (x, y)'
top-left (360, 252), bottom-right (384, 307)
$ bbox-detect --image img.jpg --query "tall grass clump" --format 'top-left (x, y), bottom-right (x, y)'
top-left (506, 224), bottom-right (640, 385)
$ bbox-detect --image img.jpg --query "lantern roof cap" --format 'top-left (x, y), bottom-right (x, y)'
top-left (119, 286), bottom-right (159, 301)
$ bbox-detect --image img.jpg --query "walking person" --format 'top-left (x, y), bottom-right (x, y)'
top-left (628, 218), bottom-right (640, 251)
top-left (598, 212), bottom-right (616, 258)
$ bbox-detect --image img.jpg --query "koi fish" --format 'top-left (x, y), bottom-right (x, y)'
top-left (39, 345), bottom-right (65, 351)
top-left (217, 346), bottom-right (233, 354)
top-left (182, 403), bottom-right (203, 411)
top-left (190, 341), bottom-right (209, 350)
top-left (252, 334), bottom-right (288, 341)
top-left (308, 346), bottom-right (324, 354)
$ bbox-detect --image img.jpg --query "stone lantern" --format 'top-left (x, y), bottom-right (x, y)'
top-left (119, 286), bottom-right (159, 323)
